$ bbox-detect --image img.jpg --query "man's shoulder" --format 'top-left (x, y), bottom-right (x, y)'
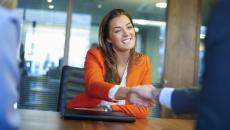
top-left (0, 7), bottom-right (19, 22)
top-left (0, 7), bottom-right (20, 35)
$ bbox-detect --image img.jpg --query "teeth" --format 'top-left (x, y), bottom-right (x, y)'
top-left (123, 38), bottom-right (131, 44)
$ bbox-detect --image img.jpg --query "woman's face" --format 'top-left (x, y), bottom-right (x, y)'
top-left (107, 15), bottom-right (136, 53)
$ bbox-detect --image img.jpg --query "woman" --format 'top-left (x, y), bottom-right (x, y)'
top-left (0, 0), bottom-right (20, 129)
top-left (67, 9), bottom-right (153, 118)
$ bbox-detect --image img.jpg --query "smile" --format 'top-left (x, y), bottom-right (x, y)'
top-left (122, 38), bottom-right (131, 44)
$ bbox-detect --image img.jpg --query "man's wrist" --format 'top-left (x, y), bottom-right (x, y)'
top-left (152, 88), bottom-right (161, 102)
top-left (158, 88), bottom-right (174, 109)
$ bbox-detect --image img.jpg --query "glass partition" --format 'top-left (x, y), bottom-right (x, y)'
top-left (17, 0), bottom-right (67, 110)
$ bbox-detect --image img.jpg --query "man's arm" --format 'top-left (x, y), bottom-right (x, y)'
top-left (170, 88), bottom-right (200, 114)
top-left (0, 8), bottom-right (20, 130)
top-left (130, 86), bottom-right (200, 114)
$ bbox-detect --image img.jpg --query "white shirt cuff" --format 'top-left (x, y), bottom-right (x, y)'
top-left (108, 85), bottom-right (121, 101)
top-left (159, 88), bottom-right (175, 109)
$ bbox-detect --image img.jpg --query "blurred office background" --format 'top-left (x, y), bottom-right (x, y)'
top-left (15, 0), bottom-right (210, 118)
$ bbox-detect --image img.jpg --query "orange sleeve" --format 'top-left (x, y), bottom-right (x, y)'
top-left (67, 93), bottom-right (101, 109)
top-left (141, 56), bottom-right (152, 84)
top-left (84, 49), bottom-right (114, 101)
top-left (111, 105), bottom-right (150, 119)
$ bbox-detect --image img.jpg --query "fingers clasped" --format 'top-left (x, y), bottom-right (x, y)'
top-left (128, 85), bottom-right (159, 107)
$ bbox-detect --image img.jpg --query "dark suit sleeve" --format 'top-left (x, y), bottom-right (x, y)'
top-left (171, 88), bottom-right (200, 114)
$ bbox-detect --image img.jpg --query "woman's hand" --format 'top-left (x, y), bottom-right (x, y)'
top-left (128, 91), bottom-right (154, 107)
top-left (114, 85), bottom-right (158, 107)
top-left (129, 85), bottom-right (158, 107)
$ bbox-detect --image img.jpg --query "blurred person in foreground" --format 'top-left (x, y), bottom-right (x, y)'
top-left (130, 0), bottom-right (230, 129)
top-left (0, 0), bottom-right (21, 130)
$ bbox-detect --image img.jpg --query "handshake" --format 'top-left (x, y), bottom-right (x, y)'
top-left (128, 85), bottom-right (160, 107)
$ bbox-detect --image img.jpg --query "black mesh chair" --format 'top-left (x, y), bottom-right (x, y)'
top-left (57, 66), bottom-right (85, 113)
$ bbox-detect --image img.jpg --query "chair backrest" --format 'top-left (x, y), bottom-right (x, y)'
top-left (57, 66), bottom-right (85, 112)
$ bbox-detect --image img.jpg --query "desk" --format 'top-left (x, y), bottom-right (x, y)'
top-left (20, 109), bottom-right (195, 130)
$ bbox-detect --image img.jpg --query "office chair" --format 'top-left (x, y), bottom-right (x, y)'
top-left (57, 66), bottom-right (85, 113)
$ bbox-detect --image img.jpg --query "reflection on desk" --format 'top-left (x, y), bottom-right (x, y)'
top-left (20, 109), bottom-right (195, 130)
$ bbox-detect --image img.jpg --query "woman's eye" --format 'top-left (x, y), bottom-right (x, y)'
top-left (127, 26), bottom-right (133, 29)
top-left (114, 30), bottom-right (121, 33)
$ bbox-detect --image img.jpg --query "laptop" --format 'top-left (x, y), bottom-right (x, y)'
top-left (61, 108), bottom-right (136, 123)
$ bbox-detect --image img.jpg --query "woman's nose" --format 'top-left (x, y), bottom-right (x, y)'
top-left (123, 29), bottom-right (129, 36)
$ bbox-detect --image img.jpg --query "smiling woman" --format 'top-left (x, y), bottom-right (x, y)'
top-left (17, 0), bottom-right (168, 119)
top-left (99, 9), bottom-right (137, 83)
top-left (67, 9), bottom-right (154, 119)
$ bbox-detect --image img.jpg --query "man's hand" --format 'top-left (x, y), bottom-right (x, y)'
top-left (128, 92), bottom-right (153, 107)
top-left (129, 85), bottom-right (159, 107)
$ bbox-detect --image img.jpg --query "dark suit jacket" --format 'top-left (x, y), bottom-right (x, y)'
top-left (171, 88), bottom-right (200, 114)
top-left (196, 0), bottom-right (230, 130)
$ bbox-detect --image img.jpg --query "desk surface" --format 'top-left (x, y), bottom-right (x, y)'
top-left (20, 109), bottom-right (195, 130)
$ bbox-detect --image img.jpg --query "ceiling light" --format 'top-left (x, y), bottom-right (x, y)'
top-left (156, 2), bottom-right (167, 8)
top-left (133, 19), bottom-right (166, 27)
top-left (97, 4), bottom-right (102, 9)
top-left (48, 5), bottom-right (54, 9)
top-left (47, 0), bottom-right (53, 3)
top-left (134, 27), bottom-right (139, 32)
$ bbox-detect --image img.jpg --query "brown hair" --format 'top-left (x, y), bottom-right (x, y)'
top-left (98, 9), bottom-right (136, 84)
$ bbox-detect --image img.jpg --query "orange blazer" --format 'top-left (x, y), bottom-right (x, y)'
top-left (67, 48), bottom-right (152, 118)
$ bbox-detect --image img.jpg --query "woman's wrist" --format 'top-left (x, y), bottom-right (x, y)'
top-left (114, 87), bottom-right (130, 100)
